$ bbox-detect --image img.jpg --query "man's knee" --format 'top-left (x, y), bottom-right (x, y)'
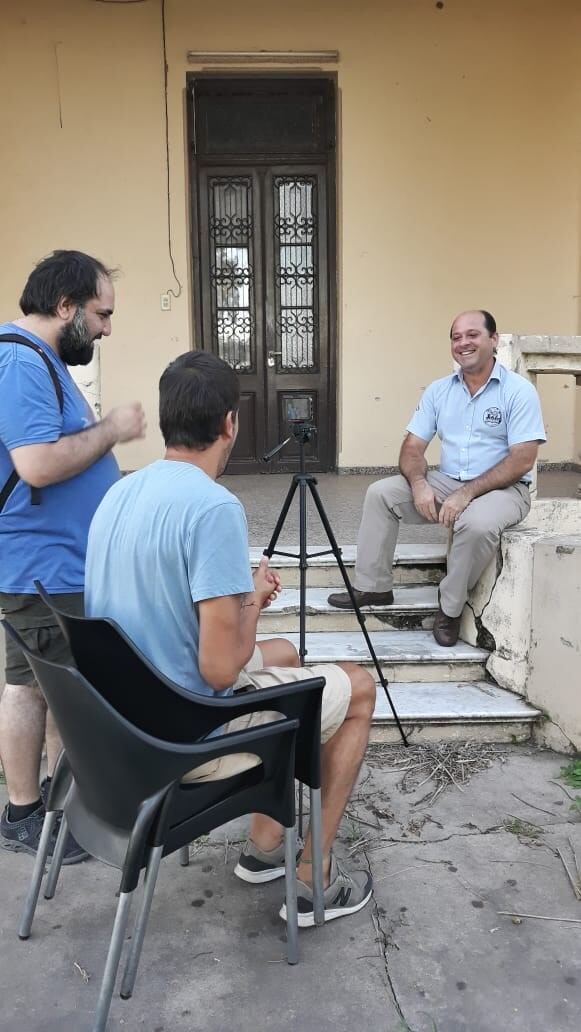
top-left (259, 637), bottom-right (300, 668)
top-left (366, 474), bottom-right (405, 509)
top-left (454, 512), bottom-right (500, 546)
top-left (340, 663), bottom-right (375, 721)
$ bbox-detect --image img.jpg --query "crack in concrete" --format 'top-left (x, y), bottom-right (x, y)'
top-left (365, 844), bottom-right (420, 1032)
top-left (367, 825), bottom-right (506, 850)
top-left (466, 547), bottom-right (503, 651)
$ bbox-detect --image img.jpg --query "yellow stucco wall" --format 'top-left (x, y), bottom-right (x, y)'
top-left (1, 0), bottom-right (580, 469)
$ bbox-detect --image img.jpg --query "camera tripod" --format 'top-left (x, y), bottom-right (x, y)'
top-left (262, 423), bottom-right (409, 829)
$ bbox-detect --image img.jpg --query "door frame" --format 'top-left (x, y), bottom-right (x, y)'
top-left (186, 71), bottom-right (338, 472)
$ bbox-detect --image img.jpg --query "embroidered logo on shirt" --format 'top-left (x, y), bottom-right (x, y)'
top-left (483, 407), bottom-right (502, 427)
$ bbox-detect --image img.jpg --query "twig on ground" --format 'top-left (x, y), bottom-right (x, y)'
top-left (346, 835), bottom-right (372, 857)
top-left (344, 809), bottom-right (381, 831)
top-left (498, 911), bottom-right (581, 924)
top-left (549, 780), bottom-right (577, 801)
top-left (510, 793), bottom-right (558, 818)
top-left (489, 859), bottom-right (553, 869)
top-left (73, 962), bottom-right (90, 983)
top-left (555, 846), bottom-right (581, 901)
top-left (368, 741), bottom-right (504, 805)
top-left (569, 836), bottom-right (581, 885)
top-left (375, 865), bottom-right (426, 882)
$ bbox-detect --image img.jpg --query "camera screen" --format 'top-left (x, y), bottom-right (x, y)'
top-left (284, 396), bottom-right (312, 423)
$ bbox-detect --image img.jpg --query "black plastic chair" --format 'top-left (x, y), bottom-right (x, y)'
top-left (3, 620), bottom-right (302, 1032)
top-left (35, 581), bottom-right (326, 924)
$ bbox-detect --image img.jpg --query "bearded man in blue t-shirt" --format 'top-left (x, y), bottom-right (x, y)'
top-left (0, 250), bottom-right (146, 863)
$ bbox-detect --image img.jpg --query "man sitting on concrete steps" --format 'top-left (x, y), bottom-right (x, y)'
top-left (328, 310), bottom-right (546, 647)
top-left (85, 350), bottom-right (376, 927)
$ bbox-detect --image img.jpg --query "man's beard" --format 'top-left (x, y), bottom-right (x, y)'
top-left (58, 307), bottom-right (96, 366)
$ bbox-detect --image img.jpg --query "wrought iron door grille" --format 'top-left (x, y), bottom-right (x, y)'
top-left (274, 176), bottom-right (318, 370)
top-left (208, 177), bottom-right (254, 370)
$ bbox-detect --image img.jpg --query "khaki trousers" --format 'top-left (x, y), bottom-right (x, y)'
top-left (354, 472), bottom-right (531, 618)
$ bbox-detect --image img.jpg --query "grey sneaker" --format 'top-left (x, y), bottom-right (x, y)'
top-left (280, 855), bottom-right (373, 926)
top-left (234, 839), bottom-right (296, 884)
top-left (0, 804), bottom-right (89, 865)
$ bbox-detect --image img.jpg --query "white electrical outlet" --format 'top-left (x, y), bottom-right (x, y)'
top-left (160, 293), bottom-right (171, 311)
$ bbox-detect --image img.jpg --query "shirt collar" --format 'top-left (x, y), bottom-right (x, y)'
top-left (453, 359), bottom-right (501, 386)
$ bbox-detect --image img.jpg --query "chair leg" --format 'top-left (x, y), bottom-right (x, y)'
top-left (18, 811), bottom-right (58, 940)
top-left (93, 890), bottom-right (134, 1032)
top-left (44, 813), bottom-right (69, 900)
top-left (120, 845), bottom-right (163, 1001)
top-left (178, 844), bottom-right (190, 867)
top-left (284, 825), bottom-right (299, 965)
top-left (309, 788), bottom-right (325, 927)
top-left (297, 781), bottom-right (304, 839)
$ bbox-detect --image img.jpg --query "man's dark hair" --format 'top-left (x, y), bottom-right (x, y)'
top-left (159, 351), bottom-right (240, 450)
top-left (19, 250), bottom-right (115, 316)
top-left (450, 309), bottom-right (497, 338)
top-left (479, 310), bottom-right (497, 335)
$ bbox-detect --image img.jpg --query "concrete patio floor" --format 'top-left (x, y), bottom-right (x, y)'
top-left (1, 744), bottom-right (581, 1032)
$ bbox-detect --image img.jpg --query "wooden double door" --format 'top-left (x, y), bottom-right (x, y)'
top-left (189, 77), bottom-right (337, 473)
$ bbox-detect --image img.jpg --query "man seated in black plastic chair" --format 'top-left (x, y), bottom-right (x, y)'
top-left (85, 351), bottom-right (376, 927)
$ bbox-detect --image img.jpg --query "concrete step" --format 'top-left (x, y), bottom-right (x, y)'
top-left (256, 630), bottom-right (489, 683)
top-left (369, 681), bottom-right (541, 744)
top-left (259, 585), bottom-right (438, 632)
top-left (250, 544), bottom-right (446, 587)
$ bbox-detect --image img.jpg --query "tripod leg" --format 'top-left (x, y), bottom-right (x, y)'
top-left (263, 477), bottom-right (299, 558)
top-left (307, 481), bottom-right (408, 747)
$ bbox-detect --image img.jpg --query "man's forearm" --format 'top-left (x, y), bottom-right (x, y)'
top-left (399, 448), bottom-right (429, 486)
top-left (13, 418), bottom-right (118, 488)
top-left (464, 454), bottom-right (530, 501)
top-left (238, 594), bottom-right (262, 668)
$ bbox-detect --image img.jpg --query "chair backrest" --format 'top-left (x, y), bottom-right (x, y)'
top-left (36, 582), bottom-right (324, 786)
top-left (60, 610), bottom-right (217, 739)
top-left (2, 620), bottom-right (207, 829)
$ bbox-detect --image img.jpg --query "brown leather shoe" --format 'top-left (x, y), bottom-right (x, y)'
top-left (327, 588), bottom-right (394, 610)
top-left (432, 606), bottom-right (461, 647)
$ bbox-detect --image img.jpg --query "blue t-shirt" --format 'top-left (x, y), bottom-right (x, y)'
top-left (85, 460), bottom-right (254, 696)
top-left (0, 323), bottom-right (120, 593)
top-left (406, 361), bottom-right (546, 482)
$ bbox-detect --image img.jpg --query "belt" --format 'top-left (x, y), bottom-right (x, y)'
top-left (447, 475), bottom-right (530, 489)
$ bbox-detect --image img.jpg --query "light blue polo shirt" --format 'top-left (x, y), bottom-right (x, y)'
top-left (406, 361), bottom-right (546, 482)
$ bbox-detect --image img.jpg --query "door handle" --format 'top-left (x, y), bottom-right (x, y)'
top-left (267, 350), bottom-right (283, 367)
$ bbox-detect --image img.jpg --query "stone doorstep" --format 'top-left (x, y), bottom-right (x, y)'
top-left (262, 584), bottom-right (439, 614)
top-left (374, 681), bottom-right (540, 744)
top-left (257, 629), bottom-right (488, 663)
top-left (256, 629), bottom-right (489, 683)
top-left (251, 543), bottom-right (446, 587)
top-left (250, 543), bottom-right (447, 566)
top-left (372, 680), bottom-right (541, 722)
top-left (259, 585), bottom-right (438, 631)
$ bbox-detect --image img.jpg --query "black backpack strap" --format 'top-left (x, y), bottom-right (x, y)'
top-left (0, 334), bottom-right (65, 512)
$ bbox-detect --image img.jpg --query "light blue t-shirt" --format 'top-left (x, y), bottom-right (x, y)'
top-left (0, 323), bottom-right (120, 593)
top-left (85, 460), bottom-right (254, 696)
top-left (406, 362), bottom-right (546, 482)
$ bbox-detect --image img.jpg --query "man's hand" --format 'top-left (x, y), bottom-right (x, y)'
top-left (252, 556), bottom-right (282, 610)
top-left (411, 479), bottom-right (438, 522)
top-left (104, 403), bottom-right (147, 444)
top-left (438, 486), bottom-right (472, 528)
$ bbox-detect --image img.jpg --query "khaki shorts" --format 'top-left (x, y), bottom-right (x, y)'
top-left (182, 646), bottom-right (352, 783)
